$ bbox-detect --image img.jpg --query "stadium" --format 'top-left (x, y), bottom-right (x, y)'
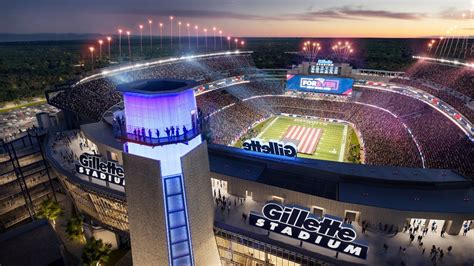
top-left (3, 47), bottom-right (474, 265)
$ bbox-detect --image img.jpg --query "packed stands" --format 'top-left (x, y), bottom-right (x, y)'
top-left (48, 54), bottom-right (255, 121)
top-left (404, 61), bottom-right (474, 98)
top-left (200, 85), bottom-right (474, 177)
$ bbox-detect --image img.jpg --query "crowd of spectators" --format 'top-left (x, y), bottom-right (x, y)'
top-left (390, 78), bottom-right (474, 122)
top-left (404, 62), bottom-right (474, 98)
top-left (199, 85), bottom-right (473, 176)
top-left (49, 54), bottom-right (255, 121)
top-left (355, 88), bottom-right (474, 177)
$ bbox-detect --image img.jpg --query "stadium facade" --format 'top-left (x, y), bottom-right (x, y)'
top-left (19, 51), bottom-right (473, 265)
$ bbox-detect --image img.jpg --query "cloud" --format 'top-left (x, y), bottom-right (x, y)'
top-left (437, 8), bottom-right (471, 20)
top-left (283, 7), bottom-right (426, 21)
top-left (116, 6), bottom-right (426, 22)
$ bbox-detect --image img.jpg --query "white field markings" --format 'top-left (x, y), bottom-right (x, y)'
top-left (257, 116), bottom-right (280, 139)
top-left (339, 125), bottom-right (348, 162)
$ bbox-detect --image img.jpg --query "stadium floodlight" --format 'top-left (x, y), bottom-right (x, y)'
top-left (213, 27), bottom-right (217, 50)
top-left (195, 25), bottom-right (199, 49)
top-left (204, 28), bottom-right (208, 49)
top-left (170, 16), bottom-right (174, 47)
top-left (126, 31), bottom-right (132, 60)
top-left (118, 29), bottom-right (123, 58)
top-left (106, 37), bottom-right (112, 60)
top-left (186, 23), bottom-right (191, 49)
top-left (159, 23), bottom-right (163, 49)
top-left (148, 20), bottom-right (153, 50)
top-left (89, 46), bottom-right (95, 70)
top-left (98, 39), bottom-right (103, 61)
top-left (178, 21), bottom-right (182, 49)
top-left (139, 25), bottom-right (143, 54)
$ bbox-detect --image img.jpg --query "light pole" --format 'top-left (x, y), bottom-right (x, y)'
top-left (227, 36), bottom-right (231, 50)
top-left (170, 16), bottom-right (174, 47)
top-left (234, 38), bottom-right (238, 49)
top-left (148, 20), bottom-right (153, 51)
top-left (219, 30), bottom-right (223, 49)
top-left (204, 28), bottom-right (208, 49)
top-left (127, 31), bottom-right (132, 60)
top-left (89, 46), bottom-right (95, 70)
top-left (213, 27), bottom-right (216, 50)
top-left (98, 40), bottom-right (103, 61)
top-left (118, 29), bottom-right (122, 58)
top-left (178, 21), bottom-right (182, 49)
top-left (139, 24), bottom-right (143, 54)
top-left (107, 36), bottom-right (111, 60)
top-left (159, 23), bottom-right (163, 49)
top-left (241, 40), bottom-right (245, 49)
top-left (186, 23), bottom-right (191, 49)
top-left (195, 25), bottom-right (199, 49)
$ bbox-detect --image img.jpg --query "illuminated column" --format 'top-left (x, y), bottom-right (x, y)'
top-left (119, 79), bottom-right (219, 265)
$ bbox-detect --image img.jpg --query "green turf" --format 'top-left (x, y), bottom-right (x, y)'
top-left (256, 115), bottom-right (349, 162)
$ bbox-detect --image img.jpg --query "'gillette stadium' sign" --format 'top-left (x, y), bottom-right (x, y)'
top-left (243, 139), bottom-right (297, 158)
top-left (249, 203), bottom-right (369, 259)
top-left (286, 75), bottom-right (353, 95)
top-left (75, 153), bottom-right (125, 186)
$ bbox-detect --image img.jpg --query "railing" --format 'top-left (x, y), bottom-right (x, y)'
top-left (113, 121), bottom-right (202, 147)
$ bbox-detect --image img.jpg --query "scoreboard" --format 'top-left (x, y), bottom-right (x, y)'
top-left (309, 59), bottom-right (340, 75)
top-left (286, 75), bottom-right (353, 95)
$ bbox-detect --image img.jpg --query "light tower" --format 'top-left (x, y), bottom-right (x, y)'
top-left (118, 29), bottom-right (123, 58)
top-left (148, 20), bottom-right (153, 50)
top-left (212, 27), bottom-right (216, 49)
top-left (106, 36), bottom-right (112, 60)
top-left (118, 79), bottom-right (220, 265)
top-left (89, 46), bottom-right (94, 70)
top-left (194, 25), bottom-right (199, 49)
top-left (98, 39), bottom-right (103, 61)
top-left (126, 31), bottom-right (131, 60)
top-left (159, 23), bottom-right (163, 49)
top-left (186, 23), bottom-right (191, 49)
top-left (178, 21), bottom-right (182, 49)
top-left (139, 24), bottom-right (143, 54)
top-left (204, 28), bottom-right (208, 49)
top-left (170, 16), bottom-right (174, 47)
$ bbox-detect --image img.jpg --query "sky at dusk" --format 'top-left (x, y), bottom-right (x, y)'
top-left (1, 0), bottom-right (473, 37)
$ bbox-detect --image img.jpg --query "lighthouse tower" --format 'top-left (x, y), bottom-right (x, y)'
top-left (118, 79), bottom-right (220, 265)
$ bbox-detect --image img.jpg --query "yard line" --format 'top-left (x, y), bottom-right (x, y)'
top-left (338, 125), bottom-right (348, 162)
top-left (257, 116), bottom-right (280, 138)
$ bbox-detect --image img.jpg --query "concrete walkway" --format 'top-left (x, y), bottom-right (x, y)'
top-left (212, 184), bottom-right (474, 265)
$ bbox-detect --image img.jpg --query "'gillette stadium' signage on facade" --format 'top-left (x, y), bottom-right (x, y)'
top-left (249, 203), bottom-right (369, 259)
top-left (75, 153), bottom-right (125, 186)
top-left (243, 139), bottom-right (297, 158)
top-left (286, 75), bottom-right (353, 95)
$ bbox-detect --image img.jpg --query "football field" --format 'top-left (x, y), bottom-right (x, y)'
top-left (255, 116), bottom-right (349, 162)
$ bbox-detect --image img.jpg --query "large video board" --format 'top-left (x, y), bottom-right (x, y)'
top-left (286, 75), bottom-right (353, 95)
